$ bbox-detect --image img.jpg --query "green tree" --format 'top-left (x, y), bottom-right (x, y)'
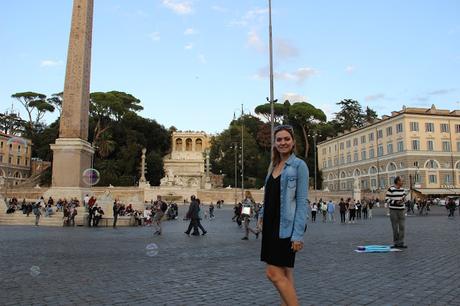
top-left (288, 102), bottom-right (326, 159)
top-left (254, 102), bottom-right (284, 123)
top-left (11, 92), bottom-right (54, 128)
top-left (47, 92), bottom-right (63, 117)
top-left (334, 99), bottom-right (363, 131)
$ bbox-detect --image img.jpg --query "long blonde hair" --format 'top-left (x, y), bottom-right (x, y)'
top-left (267, 125), bottom-right (297, 174)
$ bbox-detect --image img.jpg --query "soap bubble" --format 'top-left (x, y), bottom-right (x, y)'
top-left (30, 266), bottom-right (40, 277)
top-left (82, 168), bottom-right (100, 186)
top-left (7, 137), bottom-right (28, 149)
top-left (146, 243), bottom-right (159, 257)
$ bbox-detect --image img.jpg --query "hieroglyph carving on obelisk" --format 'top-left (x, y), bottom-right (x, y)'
top-left (50, 0), bottom-right (95, 190)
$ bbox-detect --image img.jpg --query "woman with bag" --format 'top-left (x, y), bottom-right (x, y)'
top-left (258, 125), bottom-right (308, 306)
top-left (241, 191), bottom-right (259, 240)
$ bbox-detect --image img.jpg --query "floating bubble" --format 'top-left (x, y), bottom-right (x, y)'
top-left (145, 243), bottom-right (159, 257)
top-left (82, 168), bottom-right (100, 186)
top-left (30, 266), bottom-right (40, 277)
top-left (7, 136), bottom-right (28, 149)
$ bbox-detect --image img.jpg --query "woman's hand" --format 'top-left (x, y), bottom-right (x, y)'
top-left (257, 219), bottom-right (263, 231)
top-left (291, 241), bottom-right (303, 252)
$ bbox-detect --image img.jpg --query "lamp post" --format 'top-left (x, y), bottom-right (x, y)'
top-left (268, 0), bottom-right (275, 155)
top-left (308, 132), bottom-right (322, 190)
top-left (231, 143), bottom-right (239, 204)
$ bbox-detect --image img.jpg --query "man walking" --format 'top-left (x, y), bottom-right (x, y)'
top-left (385, 176), bottom-right (408, 248)
top-left (153, 195), bottom-right (167, 235)
top-left (327, 200), bottom-right (335, 222)
top-left (185, 195), bottom-right (200, 236)
top-left (113, 200), bottom-right (120, 228)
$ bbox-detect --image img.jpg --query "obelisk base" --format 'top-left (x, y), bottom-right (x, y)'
top-left (49, 138), bottom-right (95, 199)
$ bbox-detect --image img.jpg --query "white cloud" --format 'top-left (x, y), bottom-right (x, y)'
top-left (229, 7), bottom-right (268, 27)
top-left (162, 0), bottom-right (193, 15)
top-left (254, 66), bottom-right (317, 84)
top-left (148, 32), bottom-right (161, 41)
top-left (427, 88), bottom-right (455, 95)
top-left (275, 38), bottom-right (299, 59)
top-left (198, 54), bottom-right (207, 64)
top-left (247, 30), bottom-right (264, 52)
top-left (365, 94), bottom-right (386, 102)
top-left (345, 65), bottom-right (356, 74)
top-left (185, 43), bottom-right (193, 50)
top-left (184, 28), bottom-right (197, 35)
top-left (282, 93), bottom-right (308, 103)
top-left (40, 59), bottom-right (63, 67)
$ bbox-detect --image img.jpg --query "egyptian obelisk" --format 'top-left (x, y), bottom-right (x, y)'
top-left (48, 0), bottom-right (94, 198)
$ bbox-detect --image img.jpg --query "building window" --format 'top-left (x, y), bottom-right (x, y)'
top-left (397, 141), bottom-right (404, 152)
top-left (354, 152), bottom-right (358, 161)
top-left (442, 141), bottom-right (451, 152)
top-left (334, 157), bottom-right (338, 166)
top-left (361, 135), bottom-right (366, 144)
top-left (425, 123), bottom-right (434, 132)
top-left (388, 163), bottom-right (397, 171)
top-left (17, 146), bottom-right (21, 154)
top-left (346, 140), bottom-right (351, 148)
top-left (329, 146), bottom-right (332, 153)
top-left (369, 166), bottom-right (378, 174)
top-left (25, 158), bottom-right (28, 166)
top-left (17, 157), bottom-right (20, 165)
top-left (0, 155), bottom-right (3, 163)
top-left (327, 159), bottom-right (332, 167)
top-left (353, 138), bottom-right (358, 146)
top-left (456, 124), bottom-right (460, 133)
top-left (444, 175), bottom-right (452, 184)
top-left (410, 122), bottom-right (419, 132)
top-left (396, 123), bottom-right (403, 133)
top-left (8, 156), bottom-right (12, 164)
top-left (428, 175), bottom-right (437, 184)
top-left (377, 145), bottom-right (384, 157)
top-left (412, 140), bottom-right (420, 151)
top-left (387, 143), bottom-right (393, 154)
top-left (377, 130), bottom-right (383, 139)
top-left (379, 177), bottom-right (386, 189)
top-left (369, 132), bottom-right (374, 141)
top-left (361, 150), bottom-right (366, 160)
top-left (414, 161), bottom-right (419, 167)
top-left (340, 154), bottom-right (344, 164)
top-left (440, 123), bottom-right (449, 133)
top-left (340, 142), bottom-right (344, 150)
top-left (414, 173), bottom-right (421, 183)
top-left (322, 148), bottom-right (326, 155)
top-left (369, 148), bottom-right (375, 158)
top-left (426, 160), bottom-right (438, 169)
top-left (346, 154), bottom-right (351, 163)
top-left (371, 178), bottom-right (377, 188)
top-left (386, 127), bottom-right (392, 136)
top-left (323, 160), bottom-right (327, 168)
top-left (457, 141), bottom-right (460, 152)
top-left (0, 141), bottom-right (3, 149)
top-left (427, 140), bottom-right (434, 151)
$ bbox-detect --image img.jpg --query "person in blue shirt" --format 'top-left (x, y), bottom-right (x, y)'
top-left (258, 125), bottom-right (308, 306)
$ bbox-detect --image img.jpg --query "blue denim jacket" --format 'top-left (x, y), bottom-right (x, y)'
top-left (259, 154), bottom-right (309, 242)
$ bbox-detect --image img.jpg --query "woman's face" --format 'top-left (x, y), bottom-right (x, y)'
top-left (275, 129), bottom-right (294, 155)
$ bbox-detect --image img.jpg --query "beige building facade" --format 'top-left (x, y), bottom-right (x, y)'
top-left (317, 106), bottom-right (460, 196)
top-left (0, 133), bottom-right (32, 186)
top-left (160, 131), bottom-right (212, 188)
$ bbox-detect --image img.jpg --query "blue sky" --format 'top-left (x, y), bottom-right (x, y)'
top-left (1, 0), bottom-right (459, 134)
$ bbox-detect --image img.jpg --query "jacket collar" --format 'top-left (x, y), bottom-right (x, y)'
top-left (284, 153), bottom-right (296, 166)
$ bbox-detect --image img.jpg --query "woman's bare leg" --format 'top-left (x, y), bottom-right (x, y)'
top-left (266, 265), bottom-right (298, 306)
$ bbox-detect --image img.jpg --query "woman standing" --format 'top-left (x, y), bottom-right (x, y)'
top-left (258, 125), bottom-right (308, 306)
top-left (310, 201), bottom-right (318, 222)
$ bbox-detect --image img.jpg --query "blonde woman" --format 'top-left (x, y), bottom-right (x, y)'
top-left (258, 125), bottom-right (308, 306)
top-left (241, 190), bottom-right (259, 240)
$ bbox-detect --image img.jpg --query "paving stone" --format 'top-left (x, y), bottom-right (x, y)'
top-left (0, 206), bottom-right (459, 305)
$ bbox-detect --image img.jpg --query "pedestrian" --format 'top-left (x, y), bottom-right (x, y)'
top-left (385, 176), bottom-right (408, 248)
top-left (348, 199), bottom-right (356, 223)
top-left (33, 202), bottom-right (41, 226)
top-left (184, 195), bottom-right (200, 236)
top-left (356, 200), bottom-right (362, 219)
top-left (113, 200), bottom-right (120, 228)
top-left (321, 200), bottom-right (327, 223)
top-left (339, 198), bottom-right (347, 223)
top-left (258, 124), bottom-right (308, 306)
top-left (209, 202), bottom-right (215, 219)
top-left (310, 202), bottom-right (317, 222)
top-left (362, 200), bottom-right (368, 220)
top-left (327, 200), bottom-right (335, 222)
top-left (368, 200), bottom-right (374, 219)
top-left (195, 198), bottom-right (207, 235)
top-left (153, 195), bottom-right (167, 235)
top-left (241, 191), bottom-right (259, 240)
top-left (447, 198), bottom-right (456, 217)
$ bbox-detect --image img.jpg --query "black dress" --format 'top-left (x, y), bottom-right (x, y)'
top-left (260, 174), bottom-right (296, 268)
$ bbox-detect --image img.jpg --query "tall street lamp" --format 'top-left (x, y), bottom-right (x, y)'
top-left (268, 0), bottom-right (275, 155)
top-left (231, 142), bottom-right (239, 204)
top-left (308, 132), bottom-right (322, 190)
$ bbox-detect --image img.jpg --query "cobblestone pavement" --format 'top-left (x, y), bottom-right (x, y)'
top-left (1, 205), bottom-right (459, 306)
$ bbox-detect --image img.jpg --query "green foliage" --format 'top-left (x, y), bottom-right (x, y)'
top-left (254, 102), bottom-right (284, 123)
top-left (11, 91), bottom-right (54, 127)
top-left (334, 99), bottom-right (378, 131)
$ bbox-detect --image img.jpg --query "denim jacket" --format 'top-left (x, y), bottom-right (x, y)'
top-left (259, 154), bottom-right (309, 242)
